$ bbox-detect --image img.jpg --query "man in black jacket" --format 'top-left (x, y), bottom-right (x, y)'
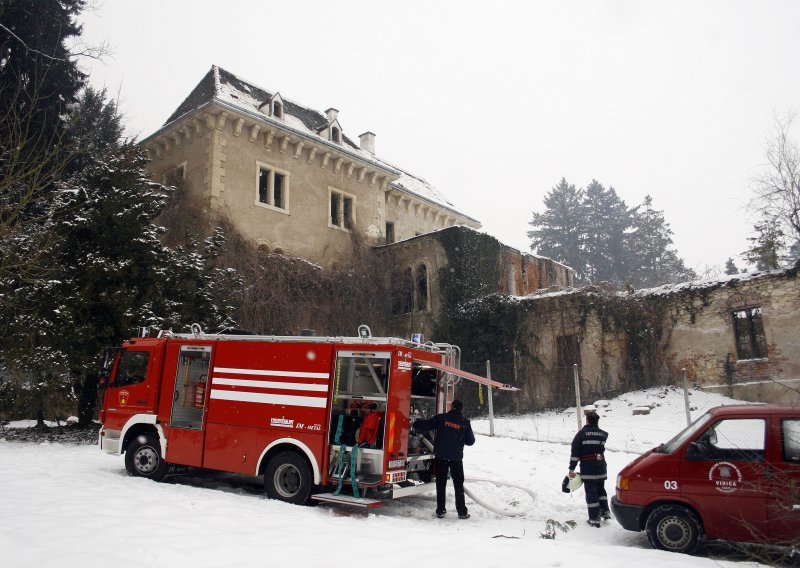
top-left (413, 399), bottom-right (475, 519)
top-left (568, 411), bottom-right (610, 527)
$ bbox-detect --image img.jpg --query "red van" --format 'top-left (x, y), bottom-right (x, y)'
top-left (611, 405), bottom-right (800, 553)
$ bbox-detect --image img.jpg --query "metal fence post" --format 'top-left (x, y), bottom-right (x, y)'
top-left (574, 363), bottom-right (583, 430)
top-left (486, 360), bottom-right (495, 437)
top-left (682, 368), bottom-right (691, 426)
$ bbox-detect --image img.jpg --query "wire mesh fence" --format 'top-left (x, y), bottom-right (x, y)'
top-left (455, 361), bottom-right (744, 455)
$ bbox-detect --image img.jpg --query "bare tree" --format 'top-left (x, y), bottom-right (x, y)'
top-left (0, 82), bottom-right (75, 290)
top-left (747, 111), bottom-right (800, 265)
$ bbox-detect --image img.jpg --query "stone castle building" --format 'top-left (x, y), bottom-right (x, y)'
top-left (141, 65), bottom-right (481, 267)
top-left (141, 65), bottom-right (574, 336)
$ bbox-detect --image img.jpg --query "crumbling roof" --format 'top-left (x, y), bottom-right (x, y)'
top-left (158, 65), bottom-right (478, 223)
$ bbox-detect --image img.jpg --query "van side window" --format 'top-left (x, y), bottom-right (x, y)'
top-left (691, 418), bottom-right (766, 462)
top-left (114, 351), bottom-right (150, 387)
top-left (782, 419), bottom-right (800, 463)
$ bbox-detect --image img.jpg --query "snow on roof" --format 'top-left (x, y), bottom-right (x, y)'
top-left (158, 65), bottom-right (478, 223)
top-left (634, 263), bottom-right (798, 298)
top-left (516, 262), bottom-right (798, 302)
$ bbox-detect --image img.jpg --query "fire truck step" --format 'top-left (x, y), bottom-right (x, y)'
top-left (312, 492), bottom-right (385, 508)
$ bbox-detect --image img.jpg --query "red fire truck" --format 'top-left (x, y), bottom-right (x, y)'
top-left (98, 324), bottom-right (516, 507)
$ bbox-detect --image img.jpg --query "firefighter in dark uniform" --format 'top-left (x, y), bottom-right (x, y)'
top-left (568, 410), bottom-right (610, 527)
top-left (413, 399), bottom-right (475, 519)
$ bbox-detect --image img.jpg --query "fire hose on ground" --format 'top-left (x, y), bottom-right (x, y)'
top-left (464, 477), bottom-right (537, 517)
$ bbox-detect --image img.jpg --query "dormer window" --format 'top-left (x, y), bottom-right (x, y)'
top-left (260, 92), bottom-right (284, 120)
top-left (331, 126), bottom-right (341, 144)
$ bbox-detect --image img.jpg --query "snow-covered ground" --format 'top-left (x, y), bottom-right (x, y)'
top-left (472, 386), bottom-right (754, 453)
top-left (0, 389), bottom-right (765, 568)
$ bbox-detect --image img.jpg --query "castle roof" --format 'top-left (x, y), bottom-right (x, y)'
top-left (154, 65), bottom-right (478, 224)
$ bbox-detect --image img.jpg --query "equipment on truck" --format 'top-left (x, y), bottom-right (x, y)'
top-left (98, 324), bottom-right (517, 508)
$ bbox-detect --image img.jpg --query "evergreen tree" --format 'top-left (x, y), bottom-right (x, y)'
top-left (63, 87), bottom-right (123, 175)
top-left (529, 180), bottom-right (695, 287)
top-left (744, 220), bottom-right (783, 270)
top-left (527, 178), bottom-right (587, 279)
top-left (582, 180), bottom-right (630, 283)
top-left (724, 258), bottom-right (739, 275)
top-left (625, 195), bottom-right (696, 287)
top-left (0, 0), bottom-right (86, 147)
top-left (0, 92), bottom-right (236, 425)
top-left (0, 0), bottom-right (87, 288)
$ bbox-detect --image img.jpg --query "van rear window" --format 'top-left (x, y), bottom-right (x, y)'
top-left (783, 419), bottom-right (800, 463)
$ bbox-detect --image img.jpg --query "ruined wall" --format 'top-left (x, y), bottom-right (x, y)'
top-left (507, 266), bottom-right (800, 408)
top-left (499, 250), bottom-right (574, 296)
top-left (512, 289), bottom-right (642, 409)
top-left (650, 267), bottom-right (800, 405)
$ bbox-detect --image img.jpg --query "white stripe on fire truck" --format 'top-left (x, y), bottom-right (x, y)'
top-left (212, 377), bottom-right (329, 391)
top-left (209, 389), bottom-right (328, 408)
top-left (213, 367), bottom-right (330, 379)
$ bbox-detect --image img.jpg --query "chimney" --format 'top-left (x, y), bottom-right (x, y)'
top-left (359, 131), bottom-right (376, 155)
top-left (325, 108), bottom-right (339, 122)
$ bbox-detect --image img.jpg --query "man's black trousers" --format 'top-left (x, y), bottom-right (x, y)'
top-left (583, 477), bottom-right (609, 520)
top-left (434, 458), bottom-right (467, 516)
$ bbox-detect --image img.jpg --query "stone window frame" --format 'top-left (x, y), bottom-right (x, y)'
top-left (255, 161), bottom-right (290, 214)
top-left (731, 306), bottom-right (768, 361)
top-left (328, 186), bottom-right (355, 231)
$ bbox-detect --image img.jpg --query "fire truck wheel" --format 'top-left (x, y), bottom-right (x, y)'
top-left (125, 434), bottom-right (168, 481)
top-left (264, 451), bottom-right (312, 505)
top-left (645, 504), bottom-right (702, 554)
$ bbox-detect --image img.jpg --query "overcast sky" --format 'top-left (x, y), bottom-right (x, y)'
top-left (78, 0), bottom-right (800, 275)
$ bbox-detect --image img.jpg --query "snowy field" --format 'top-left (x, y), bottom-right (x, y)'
top-left (0, 389), bottom-right (766, 568)
top-left (471, 386), bottom-right (755, 453)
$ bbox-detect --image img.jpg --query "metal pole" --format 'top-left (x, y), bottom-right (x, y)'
top-left (682, 368), bottom-right (691, 426)
top-left (486, 360), bottom-right (495, 437)
top-left (574, 363), bottom-right (583, 430)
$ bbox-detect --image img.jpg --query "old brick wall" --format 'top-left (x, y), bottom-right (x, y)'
top-left (651, 267), bottom-right (800, 404)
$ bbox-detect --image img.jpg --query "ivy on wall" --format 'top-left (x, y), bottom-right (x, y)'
top-left (433, 228), bottom-right (515, 363)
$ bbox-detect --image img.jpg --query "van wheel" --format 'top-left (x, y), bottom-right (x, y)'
top-left (125, 434), bottom-right (168, 481)
top-left (264, 451), bottom-right (312, 505)
top-left (645, 504), bottom-right (702, 554)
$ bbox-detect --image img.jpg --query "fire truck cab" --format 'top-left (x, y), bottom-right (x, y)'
top-left (98, 325), bottom-right (515, 507)
top-left (611, 405), bottom-right (800, 553)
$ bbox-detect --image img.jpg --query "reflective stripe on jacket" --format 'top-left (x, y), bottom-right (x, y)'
top-left (569, 425), bottom-right (608, 479)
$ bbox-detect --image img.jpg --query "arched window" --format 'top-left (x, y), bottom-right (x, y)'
top-left (331, 126), bottom-right (341, 143)
top-left (415, 264), bottom-right (428, 311)
top-left (273, 101), bottom-right (283, 118)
